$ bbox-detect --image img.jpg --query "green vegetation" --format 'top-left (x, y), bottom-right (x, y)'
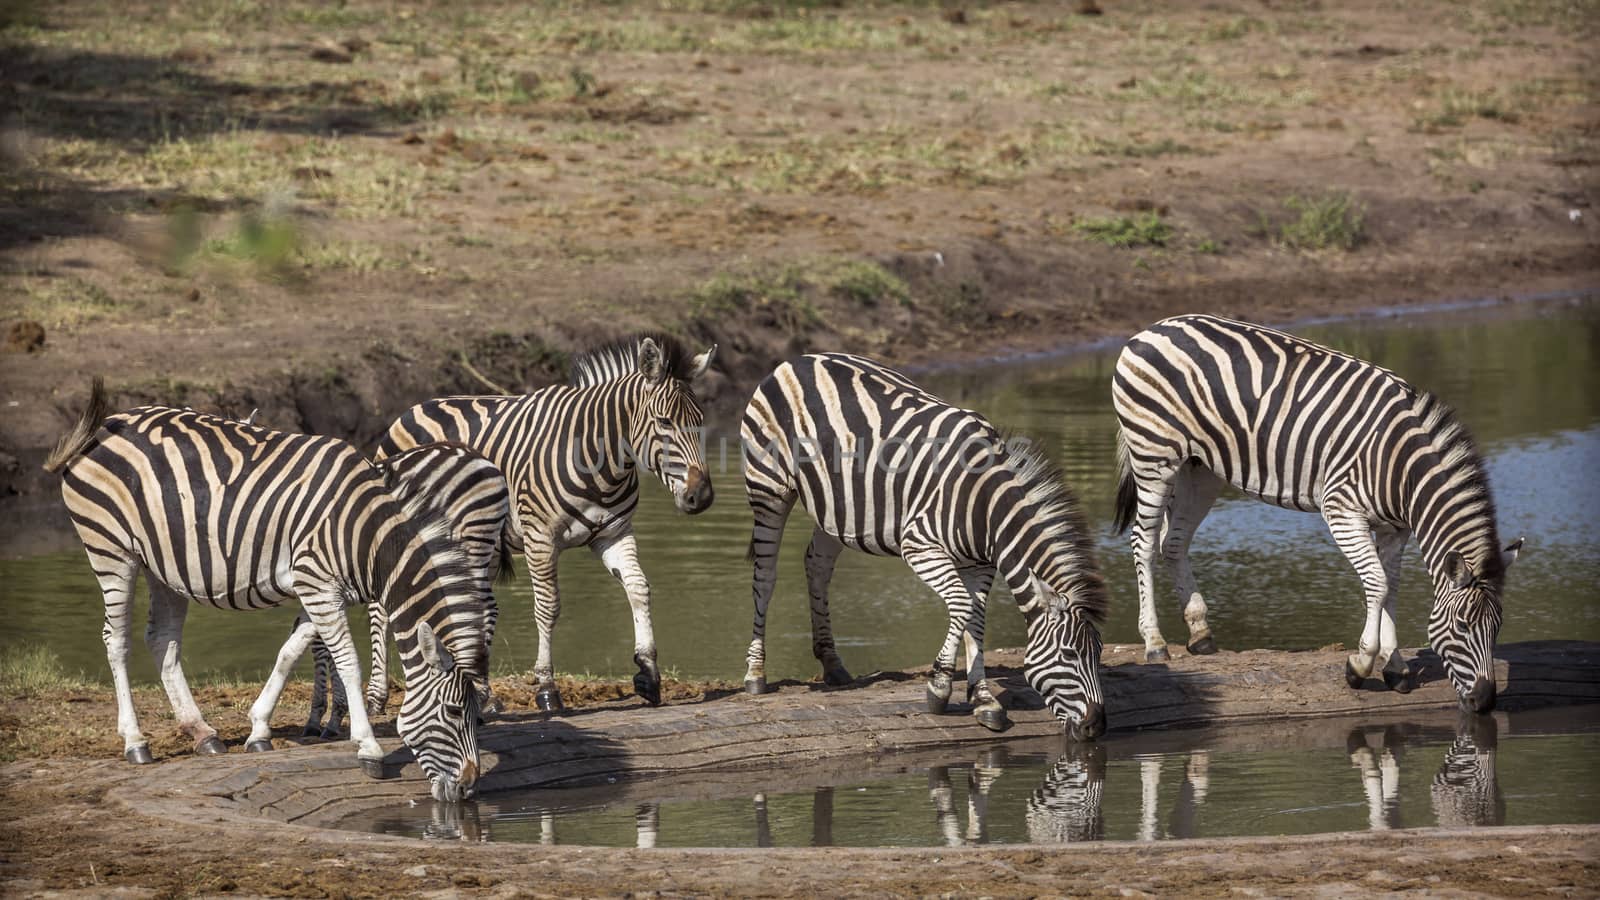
top-left (688, 258), bottom-right (911, 329)
top-left (0, 646), bottom-right (89, 697)
top-left (1072, 213), bottom-right (1174, 248)
top-left (1263, 192), bottom-right (1367, 252)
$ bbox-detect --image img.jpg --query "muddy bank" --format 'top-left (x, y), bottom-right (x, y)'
top-left (1, 641), bottom-right (1597, 897)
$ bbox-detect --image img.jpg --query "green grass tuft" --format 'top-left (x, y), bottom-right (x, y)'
top-left (1268, 192), bottom-right (1366, 251)
top-left (1072, 213), bottom-right (1173, 248)
top-left (0, 646), bottom-right (90, 697)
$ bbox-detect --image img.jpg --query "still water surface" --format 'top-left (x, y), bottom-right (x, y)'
top-left (344, 706), bottom-right (1600, 846)
top-left (2, 299), bottom-right (1596, 684)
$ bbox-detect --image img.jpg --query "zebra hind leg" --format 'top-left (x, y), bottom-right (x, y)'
top-left (95, 554), bottom-right (153, 764)
top-left (803, 530), bottom-right (853, 687)
top-left (1129, 468), bottom-right (1178, 662)
top-left (1162, 463), bottom-right (1225, 656)
top-left (146, 581), bottom-right (226, 756)
top-left (742, 490), bottom-right (795, 695)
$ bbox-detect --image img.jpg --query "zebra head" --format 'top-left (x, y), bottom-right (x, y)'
top-left (1022, 592), bottom-right (1106, 742)
top-left (397, 621), bottom-right (483, 802)
top-left (1429, 539), bottom-right (1521, 713)
top-left (631, 337), bottom-right (716, 515)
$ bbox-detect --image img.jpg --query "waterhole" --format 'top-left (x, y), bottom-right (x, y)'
top-left (342, 705), bottom-right (1600, 846)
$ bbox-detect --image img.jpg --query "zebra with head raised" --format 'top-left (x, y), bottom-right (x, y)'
top-left (376, 334), bottom-right (716, 710)
top-left (1112, 314), bottom-right (1522, 711)
top-left (742, 353), bottom-right (1108, 740)
top-left (295, 442), bottom-right (513, 740)
top-left (45, 380), bottom-right (486, 800)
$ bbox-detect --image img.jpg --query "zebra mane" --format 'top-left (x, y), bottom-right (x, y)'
top-left (1003, 436), bottom-right (1109, 625)
top-left (569, 333), bottom-right (695, 388)
top-left (377, 467), bottom-right (488, 671)
top-left (1410, 391), bottom-right (1504, 579)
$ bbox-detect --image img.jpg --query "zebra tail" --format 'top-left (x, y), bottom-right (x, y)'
top-left (494, 529), bottom-right (517, 586)
top-left (43, 376), bottom-right (111, 473)
top-left (1112, 427), bottom-right (1137, 535)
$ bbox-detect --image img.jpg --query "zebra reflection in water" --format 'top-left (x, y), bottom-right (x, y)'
top-left (1347, 714), bottom-right (1504, 830)
top-left (422, 800), bottom-right (489, 842)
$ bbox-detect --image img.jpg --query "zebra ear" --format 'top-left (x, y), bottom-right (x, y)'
top-left (637, 338), bottom-right (667, 385)
top-left (1442, 551), bottom-right (1474, 590)
top-left (417, 622), bottom-right (455, 674)
top-left (1501, 538), bottom-right (1524, 570)
top-left (688, 344), bottom-right (716, 381)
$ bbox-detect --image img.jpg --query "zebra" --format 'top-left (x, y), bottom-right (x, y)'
top-left (1112, 314), bottom-right (1523, 711)
top-left (1026, 744), bottom-right (1108, 843)
top-left (44, 378), bottom-right (486, 801)
top-left (1431, 712), bottom-right (1504, 827)
top-left (296, 442), bottom-right (513, 740)
top-left (376, 335), bottom-right (716, 710)
top-left (742, 353), bottom-right (1108, 740)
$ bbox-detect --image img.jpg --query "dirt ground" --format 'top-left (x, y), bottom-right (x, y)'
top-left (2, 0), bottom-right (1597, 494)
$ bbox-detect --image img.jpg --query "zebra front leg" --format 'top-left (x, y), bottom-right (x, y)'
top-left (363, 602), bottom-right (392, 718)
top-left (903, 542), bottom-right (975, 716)
top-left (525, 539), bottom-right (564, 711)
top-left (743, 493), bottom-right (794, 695)
top-left (145, 581), bottom-right (225, 756)
top-left (296, 582), bottom-right (385, 774)
top-left (592, 528), bottom-right (662, 706)
top-left (250, 617), bottom-right (321, 752)
top-left (1374, 525), bottom-right (1412, 693)
top-left (803, 529), bottom-right (852, 686)
top-left (959, 567), bottom-right (1007, 731)
top-left (96, 556), bottom-right (153, 764)
top-left (1325, 506), bottom-right (1391, 689)
top-left (1162, 463), bottom-right (1224, 655)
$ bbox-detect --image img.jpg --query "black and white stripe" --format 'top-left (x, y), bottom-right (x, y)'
top-left (375, 335), bottom-right (716, 710)
top-left (1026, 746), bottom-right (1108, 843)
top-left (45, 379), bottom-right (486, 800)
top-left (741, 353), bottom-right (1107, 739)
top-left (1432, 713), bottom-right (1504, 827)
top-left (1112, 314), bottom-right (1521, 710)
top-left (299, 442), bottom-right (512, 739)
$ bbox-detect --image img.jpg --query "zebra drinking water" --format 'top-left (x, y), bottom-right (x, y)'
top-left (376, 335), bottom-right (716, 710)
top-left (741, 353), bottom-right (1107, 739)
top-left (45, 379), bottom-right (486, 800)
top-left (1112, 314), bottom-right (1522, 711)
top-left (295, 442), bottom-right (513, 740)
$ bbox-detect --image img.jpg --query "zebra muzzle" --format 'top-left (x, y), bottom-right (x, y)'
top-left (676, 468), bottom-right (714, 514)
top-left (1071, 701), bottom-right (1106, 742)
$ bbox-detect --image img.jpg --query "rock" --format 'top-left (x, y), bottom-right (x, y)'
top-left (309, 44), bottom-right (353, 64)
top-left (403, 865), bottom-right (427, 877)
top-left (5, 320), bottom-right (44, 353)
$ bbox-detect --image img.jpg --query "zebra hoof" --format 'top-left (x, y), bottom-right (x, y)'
top-left (634, 671), bottom-right (663, 707)
top-left (974, 705), bottom-right (1010, 732)
top-left (246, 739), bottom-right (274, 753)
top-left (926, 673), bottom-right (953, 714)
top-left (1383, 667), bottom-right (1412, 694)
top-left (1344, 659), bottom-right (1366, 690)
top-left (1145, 646), bottom-right (1171, 663)
top-left (195, 736), bottom-right (228, 757)
top-left (360, 757), bottom-right (387, 780)
top-left (535, 687), bottom-right (564, 712)
top-left (302, 725), bottom-right (323, 738)
top-left (125, 745), bottom-right (154, 765)
top-left (320, 726), bottom-right (343, 741)
top-left (743, 677), bottom-right (767, 696)
top-left (1187, 635), bottom-right (1218, 655)
top-left (823, 665), bottom-right (854, 687)
top-left (478, 692), bottom-right (501, 718)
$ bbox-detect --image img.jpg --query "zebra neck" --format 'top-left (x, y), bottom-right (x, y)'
top-left (1397, 449), bottom-right (1500, 580)
top-left (575, 376), bottom-right (650, 487)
